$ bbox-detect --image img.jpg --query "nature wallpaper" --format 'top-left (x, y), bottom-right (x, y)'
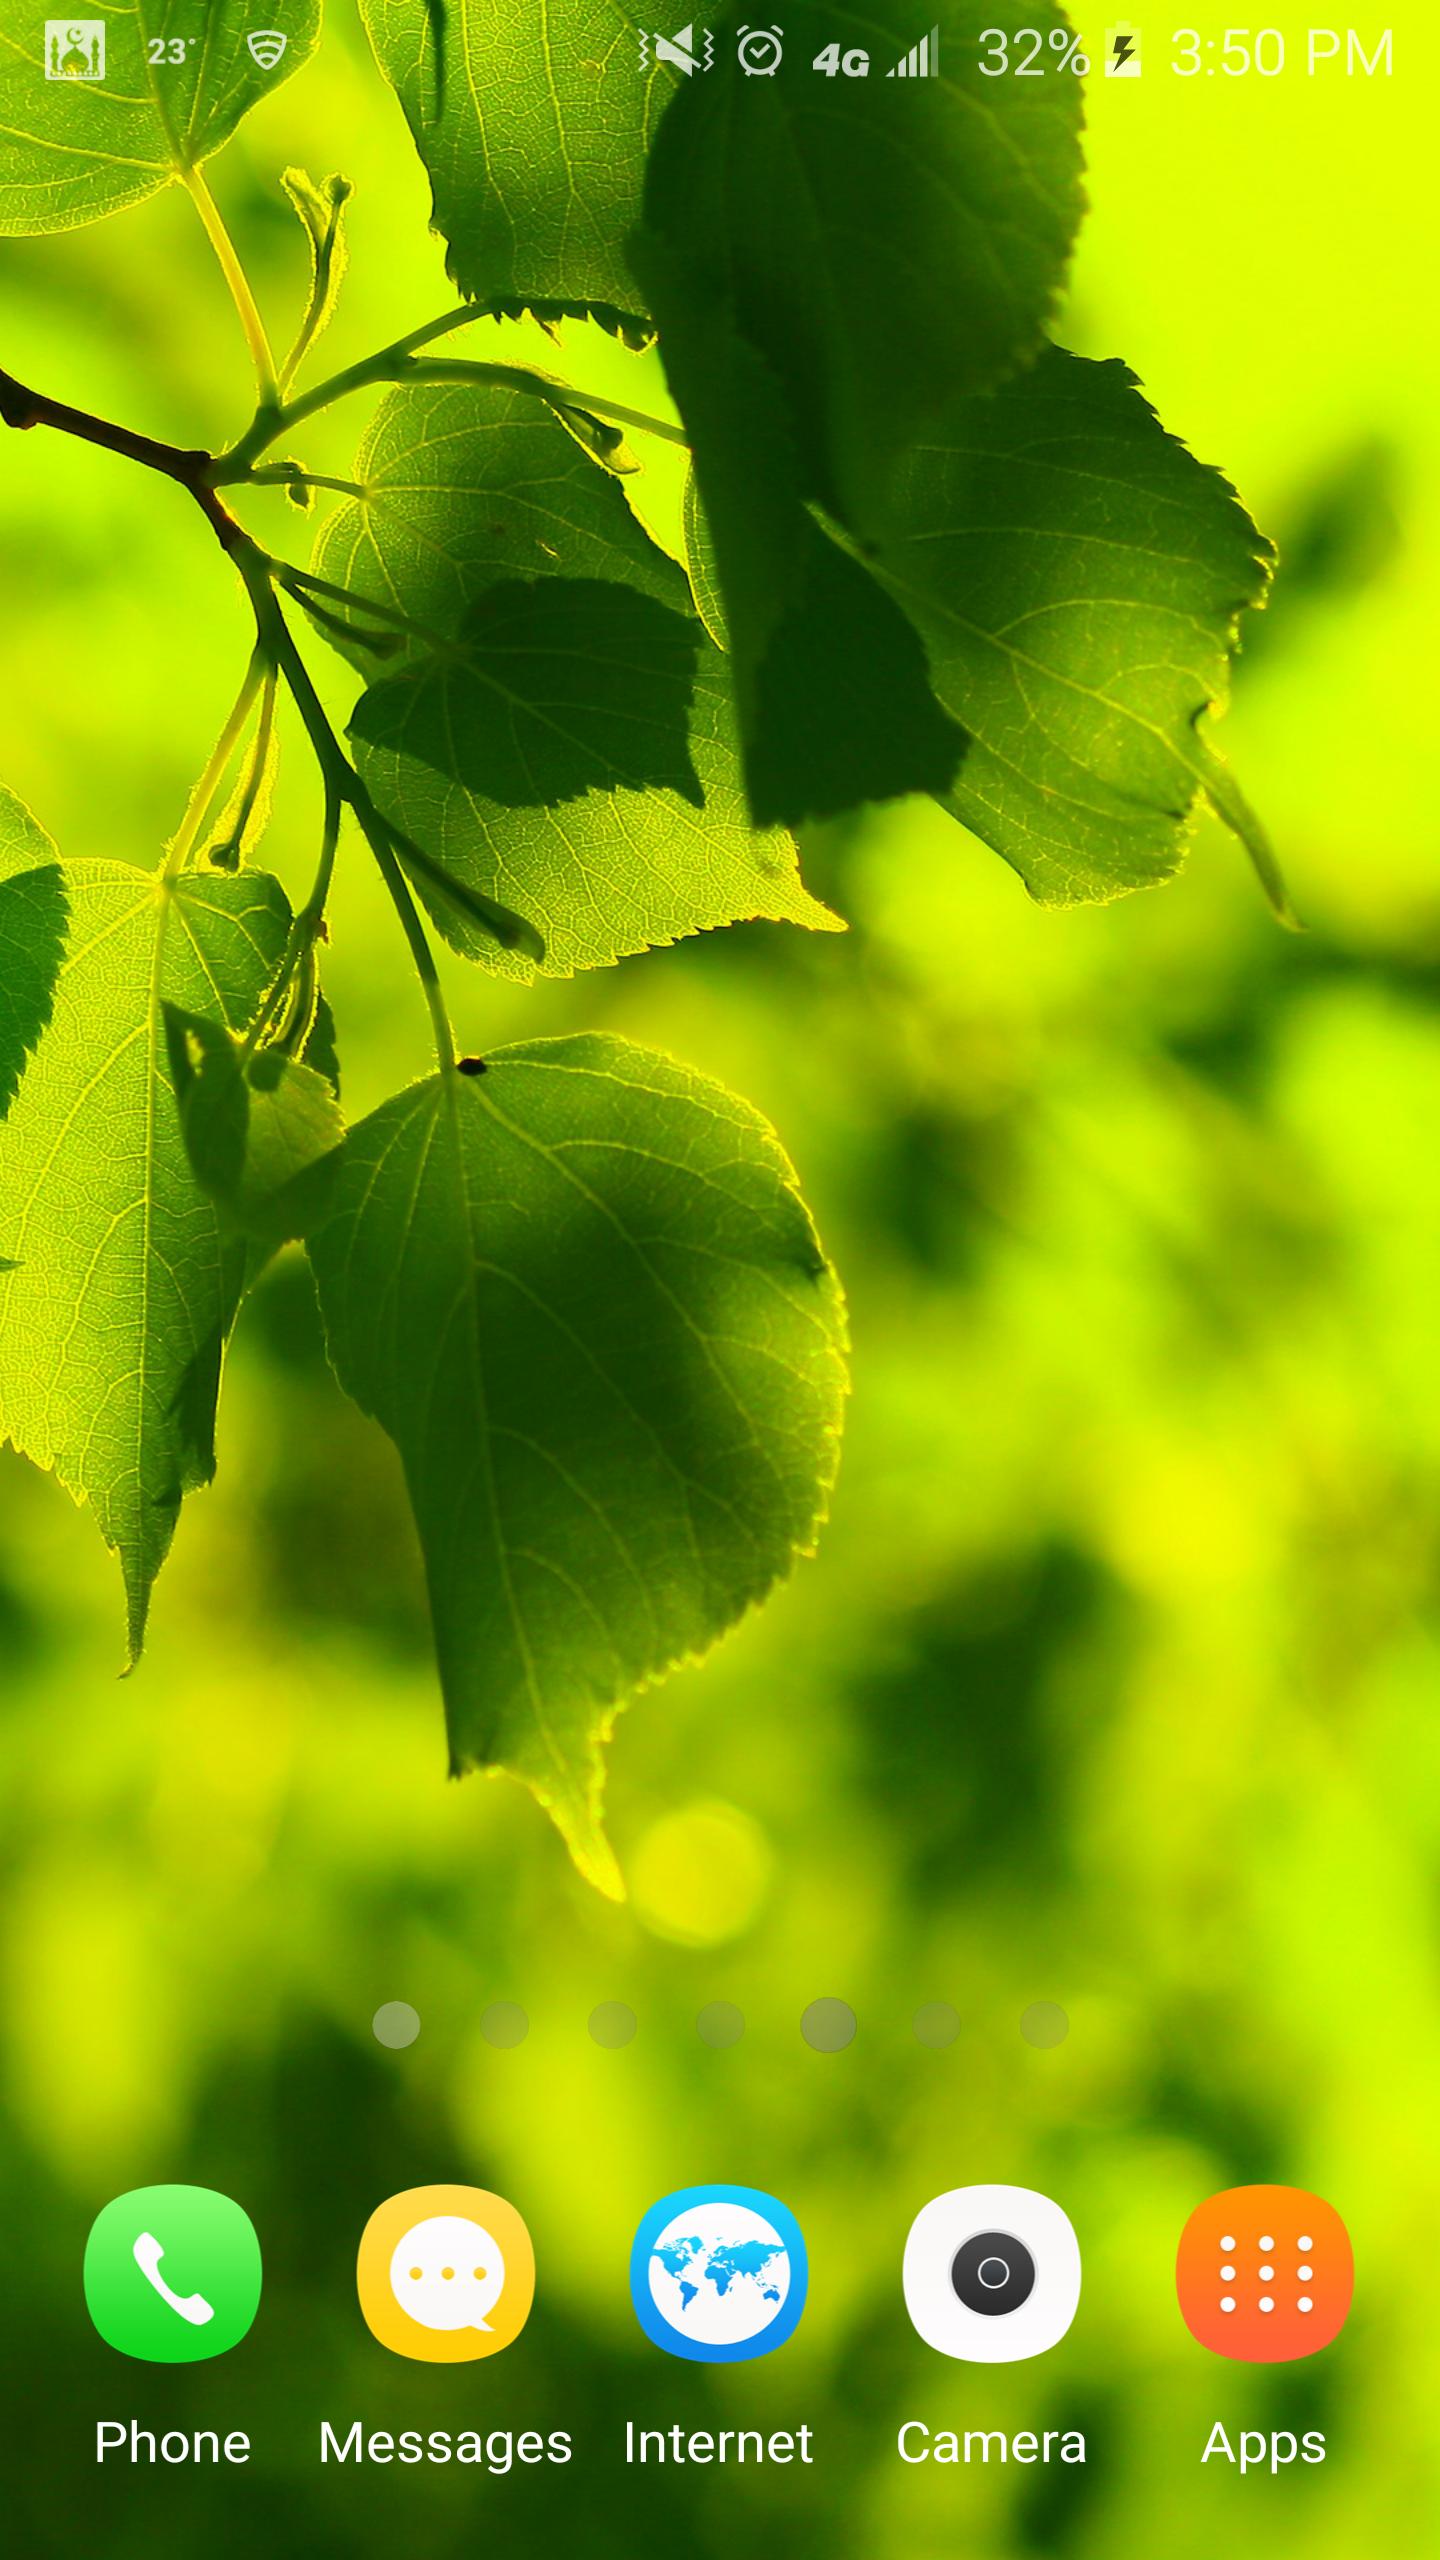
top-left (0, 3), bottom-right (1433, 2554)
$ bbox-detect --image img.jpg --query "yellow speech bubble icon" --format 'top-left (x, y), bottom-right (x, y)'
top-left (356, 2186), bottom-right (535, 2361)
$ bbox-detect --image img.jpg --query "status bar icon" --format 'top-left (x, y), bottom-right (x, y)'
top-left (1104, 22), bottom-right (1142, 75)
top-left (45, 20), bottom-right (105, 80)
top-left (638, 24), bottom-right (715, 73)
top-left (888, 25), bottom-right (940, 77)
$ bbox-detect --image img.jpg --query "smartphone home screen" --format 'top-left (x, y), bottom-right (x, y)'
top-left (0, 4), bottom-right (1431, 2554)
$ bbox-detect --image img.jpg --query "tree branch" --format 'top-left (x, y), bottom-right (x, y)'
top-left (212, 308), bottom-right (686, 481)
top-left (0, 363), bottom-right (241, 548)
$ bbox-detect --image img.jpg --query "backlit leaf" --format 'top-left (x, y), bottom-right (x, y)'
top-left (0, 865), bottom-right (291, 1650)
top-left (0, 2), bottom-right (321, 236)
top-left (0, 782), bottom-right (66, 1115)
top-left (167, 1009), bottom-right (345, 1246)
top-left (637, 0), bottom-right (1086, 535)
top-left (279, 166), bottom-right (353, 389)
top-left (358, 0), bottom-right (667, 328)
top-left (622, 254), bottom-right (965, 827)
top-left (682, 466), bottom-right (727, 651)
top-left (866, 347), bottom-right (1277, 903)
top-left (316, 379), bottom-right (838, 973)
top-left (307, 1035), bottom-right (849, 1890)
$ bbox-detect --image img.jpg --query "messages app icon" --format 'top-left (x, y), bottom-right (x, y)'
top-left (356, 2185), bottom-right (534, 2361)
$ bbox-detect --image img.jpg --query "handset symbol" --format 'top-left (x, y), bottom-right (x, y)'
top-left (132, 2230), bottom-right (215, 2327)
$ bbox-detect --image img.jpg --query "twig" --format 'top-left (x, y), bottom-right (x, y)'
top-left (0, 363), bottom-right (240, 547)
top-left (214, 312), bottom-right (685, 481)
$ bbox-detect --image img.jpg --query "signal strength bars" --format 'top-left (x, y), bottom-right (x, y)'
top-left (888, 23), bottom-right (939, 75)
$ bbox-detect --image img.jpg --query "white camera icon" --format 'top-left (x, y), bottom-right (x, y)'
top-left (902, 2184), bottom-right (1081, 2362)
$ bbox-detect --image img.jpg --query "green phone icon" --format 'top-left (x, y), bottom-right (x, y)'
top-left (83, 2186), bottom-right (262, 2362)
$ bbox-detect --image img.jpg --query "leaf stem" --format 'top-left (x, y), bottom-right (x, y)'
top-left (234, 540), bottom-right (457, 1072)
top-left (212, 310), bottom-right (685, 482)
top-left (248, 465), bottom-right (370, 499)
top-left (183, 168), bottom-right (281, 410)
top-left (162, 648), bottom-right (268, 881)
top-left (274, 559), bottom-right (455, 655)
top-left (407, 361), bottom-right (688, 450)
top-left (366, 827), bottom-right (459, 1077)
top-left (210, 663), bottom-right (279, 867)
top-left (1196, 736), bottom-right (1302, 930)
top-left (221, 307), bottom-right (483, 473)
top-left (240, 778), bottom-right (341, 1064)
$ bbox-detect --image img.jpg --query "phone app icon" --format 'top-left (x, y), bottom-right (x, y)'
top-left (83, 2186), bottom-right (262, 2362)
top-left (630, 2186), bottom-right (808, 2362)
top-left (1177, 2185), bottom-right (1353, 2362)
top-left (902, 2184), bottom-right (1081, 2362)
top-left (356, 2185), bottom-right (534, 2362)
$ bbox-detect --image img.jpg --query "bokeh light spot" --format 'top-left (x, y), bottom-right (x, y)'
top-left (630, 1800), bottom-right (774, 1947)
top-left (372, 2001), bottom-right (420, 2049)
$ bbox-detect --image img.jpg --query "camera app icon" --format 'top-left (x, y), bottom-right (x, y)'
top-left (902, 2184), bottom-right (1081, 2362)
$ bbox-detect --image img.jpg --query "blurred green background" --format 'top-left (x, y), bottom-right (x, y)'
top-left (0, 6), bottom-right (1435, 2552)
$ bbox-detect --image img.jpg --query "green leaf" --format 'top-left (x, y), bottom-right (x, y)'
top-left (167, 1010), bottom-right (345, 1245)
top-left (864, 347), bottom-right (1278, 903)
top-left (682, 467), bottom-right (727, 651)
top-left (0, 779), bottom-right (57, 879)
top-left (637, 1), bottom-right (1086, 535)
top-left (0, 3), bottom-right (321, 236)
top-left (308, 1035), bottom-right (848, 1891)
top-left (630, 5), bottom-right (1085, 828)
top-left (358, 0), bottom-right (665, 329)
top-left (201, 681), bottom-right (280, 872)
top-left (622, 252), bottom-right (965, 828)
top-left (315, 379), bottom-right (838, 973)
top-left (280, 166), bottom-right (354, 390)
top-left (314, 379), bottom-right (678, 652)
top-left (0, 783), bottom-right (66, 1115)
top-left (403, 579), bottom-right (706, 814)
top-left (0, 865), bottom-right (291, 1651)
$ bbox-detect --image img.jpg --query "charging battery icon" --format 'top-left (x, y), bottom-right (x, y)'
top-left (1103, 21), bottom-right (1142, 74)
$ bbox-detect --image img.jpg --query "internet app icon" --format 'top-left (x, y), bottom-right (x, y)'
top-left (84, 2186), bottom-right (262, 2362)
top-left (630, 2185), bottom-right (808, 2363)
top-left (356, 2185), bottom-right (534, 2362)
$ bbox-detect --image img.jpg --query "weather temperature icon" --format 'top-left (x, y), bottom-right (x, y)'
top-left (356, 2185), bottom-right (535, 2361)
top-left (737, 25), bottom-right (784, 73)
